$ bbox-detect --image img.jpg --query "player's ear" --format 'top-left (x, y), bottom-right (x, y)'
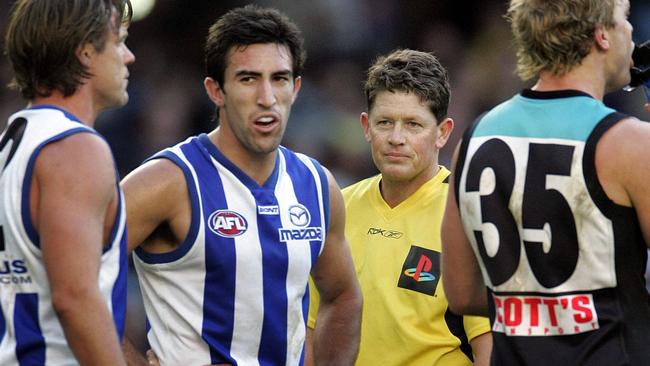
top-left (291, 76), bottom-right (302, 104)
top-left (76, 42), bottom-right (96, 67)
top-left (594, 26), bottom-right (610, 51)
top-left (435, 117), bottom-right (454, 149)
top-left (204, 77), bottom-right (225, 108)
top-left (360, 112), bottom-right (371, 143)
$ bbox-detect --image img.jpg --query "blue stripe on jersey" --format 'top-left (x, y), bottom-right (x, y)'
top-left (0, 303), bottom-right (4, 343)
top-left (300, 284), bottom-right (309, 362)
top-left (112, 230), bottom-right (128, 339)
top-left (20, 127), bottom-right (94, 247)
top-left (256, 185), bottom-right (289, 365)
top-left (187, 139), bottom-right (238, 364)
top-left (473, 94), bottom-right (615, 141)
top-left (14, 293), bottom-right (45, 365)
top-left (199, 134), bottom-right (280, 190)
top-left (133, 150), bottom-right (201, 264)
top-left (281, 149), bottom-right (327, 267)
top-left (309, 157), bottom-right (330, 237)
top-left (107, 178), bottom-right (127, 338)
top-left (102, 179), bottom-right (124, 254)
top-left (279, 149), bottom-right (327, 365)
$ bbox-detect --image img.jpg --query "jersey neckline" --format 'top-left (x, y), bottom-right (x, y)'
top-left (197, 133), bottom-right (280, 191)
top-left (521, 89), bottom-right (595, 100)
top-left (27, 104), bottom-right (83, 123)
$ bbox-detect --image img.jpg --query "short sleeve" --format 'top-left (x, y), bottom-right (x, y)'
top-left (307, 276), bottom-right (320, 329)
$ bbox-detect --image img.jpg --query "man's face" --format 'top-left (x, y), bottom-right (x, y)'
top-left (87, 15), bottom-right (135, 110)
top-left (361, 90), bottom-right (452, 185)
top-left (605, 0), bottom-right (634, 91)
top-left (216, 43), bottom-right (301, 157)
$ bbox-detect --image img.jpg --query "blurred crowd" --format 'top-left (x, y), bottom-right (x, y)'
top-left (1, 0), bottom-right (649, 353)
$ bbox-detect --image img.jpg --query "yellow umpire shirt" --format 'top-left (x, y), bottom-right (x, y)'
top-left (308, 166), bottom-right (490, 365)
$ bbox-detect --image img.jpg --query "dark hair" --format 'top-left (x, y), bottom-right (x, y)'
top-left (4, 0), bottom-right (133, 100)
top-left (364, 49), bottom-right (451, 123)
top-left (205, 5), bottom-right (306, 88)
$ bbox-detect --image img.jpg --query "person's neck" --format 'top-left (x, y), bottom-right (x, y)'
top-left (380, 165), bottom-right (439, 209)
top-left (30, 89), bottom-right (98, 126)
top-left (208, 128), bottom-right (277, 186)
top-left (533, 54), bottom-right (606, 100)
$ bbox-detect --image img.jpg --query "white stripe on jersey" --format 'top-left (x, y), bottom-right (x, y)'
top-left (134, 141), bottom-right (211, 365)
top-left (135, 136), bottom-right (328, 366)
top-left (295, 153), bottom-right (327, 255)
top-left (283, 153), bottom-right (327, 366)
top-left (215, 155), bottom-right (264, 366)
top-left (0, 107), bottom-right (126, 366)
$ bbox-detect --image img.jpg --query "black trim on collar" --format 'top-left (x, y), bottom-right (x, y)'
top-left (520, 89), bottom-right (595, 100)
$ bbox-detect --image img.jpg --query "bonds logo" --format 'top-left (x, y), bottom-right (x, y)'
top-left (397, 246), bottom-right (440, 296)
top-left (208, 210), bottom-right (248, 238)
top-left (0, 259), bottom-right (32, 285)
top-left (288, 204), bottom-right (310, 227)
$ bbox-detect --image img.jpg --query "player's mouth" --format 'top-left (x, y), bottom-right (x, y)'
top-left (253, 114), bottom-right (280, 132)
top-left (384, 152), bottom-right (409, 161)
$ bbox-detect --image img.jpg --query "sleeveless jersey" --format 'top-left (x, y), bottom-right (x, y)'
top-left (0, 105), bottom-right (128, 365)
top-left (133, 134), bottom-right (330, 366)
top-left (455, 90), bottom-right (650, 365)
top-left (308, 167), bottom-right (490, 365)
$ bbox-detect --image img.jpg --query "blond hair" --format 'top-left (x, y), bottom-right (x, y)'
top-left (507, 0), bottom-right (616, 80)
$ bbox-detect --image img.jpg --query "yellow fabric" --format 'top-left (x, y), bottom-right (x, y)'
top-left (308, 166), bottom-right (490, 365)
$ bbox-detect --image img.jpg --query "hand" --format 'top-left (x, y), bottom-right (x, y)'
top-left (146, 350), bottom-right (160, 366)
top-left (645, 103), bottom-right (650, 114)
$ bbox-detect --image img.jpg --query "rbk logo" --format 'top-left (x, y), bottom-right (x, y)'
top-left (367, 227), bottom-right (403, 239)
top-left (288, 204), bottom-right (310, 227)
top-left (397, 246), bottom-right (440, 296)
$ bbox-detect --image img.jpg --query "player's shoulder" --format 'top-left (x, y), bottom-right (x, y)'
top-left (124, 157), bottom-right (186, 190)
top-left (594, 115), bottom-right (650, 202)
top-left (38, 131), bottom-right (113, 169)
top-left (342, 175), bottom-right (380, 202)
top-left (279, 145), bottom-right (322, 169)
top-left (33, 132), bottom-right (117, 203)
top-left (598, 115), bottom-right (650, 149)
top-left (124, 135), bottom-right (203, 188)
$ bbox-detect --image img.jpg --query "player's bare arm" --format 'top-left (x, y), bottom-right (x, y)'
top-left (123, 338), bottom-right (148, 366)
top-left (36, 133), bottom-right (126, 366)
top-left (121, 159), bottom-right (192, 364)
top-left (121, 158), bottom-right (191, 253)
top-left (441, 143), bottom-right (488, 316)
top-left (309, 169), bottom-right (362, 366)
top-left (595, 117), bottom-right (650, 246)
top-left (469, 332), bottom-right (493, 366)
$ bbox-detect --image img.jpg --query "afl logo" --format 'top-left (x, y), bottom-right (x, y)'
top-left (288, 204), bottom-right (310, 227)
top-left (208, 210), bottom-right (248, 237)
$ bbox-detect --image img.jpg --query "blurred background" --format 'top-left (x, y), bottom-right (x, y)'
top-left (1, 0), bottom-right (649, 354)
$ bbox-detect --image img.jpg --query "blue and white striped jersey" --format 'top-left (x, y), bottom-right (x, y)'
top-left (0, 105), bottom-right (128, 365)
top-left (133, 134), bottom-right (330, 366)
